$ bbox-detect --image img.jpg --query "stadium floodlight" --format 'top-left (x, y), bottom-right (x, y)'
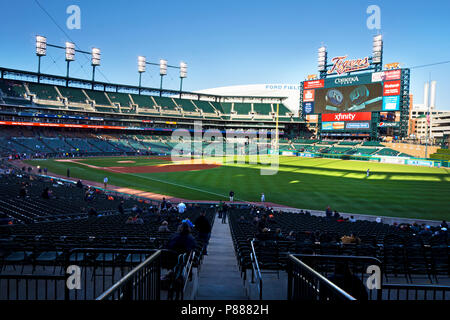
top-left (179, 61), bottom-right (187, 98)
top-left (137, 56), bottom-right (146, 94)
top-left (159, 59), bottom-right (167, 96)
top-left (318, 46), bottom-right (327, 72)
top-left (65, 42), bottom-right (75, 61)
top-left (372, 34), bottom-right (383, 64)
top-left (36, 35), bottom-right (47, 57)
top-left (138, 56), bottom-right (146, 73)
top-left (180, 62), bottom-right (187, 78)
top-left (91, 48), bottom-right (101, 89)
top-left (159, 59), bottom-right (168, 76)
top-left (91, 48), bottom-right (101, 66)
top-left (35, 35), bottom-right (47, 82)
top-left (65, 42), bottom-right (75, 86)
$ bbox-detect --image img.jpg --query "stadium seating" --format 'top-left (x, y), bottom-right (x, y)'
top-left (277, 104), bottom-right (292, 116)
top-left (233, 103), bottom-right (252, 115)
top-left (375, 148), bottom-right (400, 156)
top-left (228, 208), bottom-right (449, 283)
top-left (57, 86), bottom-right (89, 104)
top-left (346, 148), bottom-right (378, 155)
top-left (85, 90), bottom-right (112, 106)
top-left (327, 147), bottom-right (351, 154)
top-left (173, 98), bottom-right (198, 112)
top-left (363, 141), bottom-right (384, 147)
top-left (253, 103), bottom-right (272, 115)
top-left (0, 80), bottom-right (27, 98)
top-left (0, 174), bottom-right (143, 225)
top-left (192, 100), bottom-right (216, 114)
top-left (27, 83), bottom-right (59, 101)
top-left (210, 102), bottom-right (225, 114)
top-left (107, 92), bottom-right (132, 107)
top-left (130, 94), bottom-right (157, 109)
top-left (338, 141), bottom-right (359, 146)
top-left (153, 96), bottom-right (178, 111)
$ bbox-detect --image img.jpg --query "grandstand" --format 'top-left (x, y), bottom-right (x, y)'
top-left (0, 64), bottom-right (447, 304)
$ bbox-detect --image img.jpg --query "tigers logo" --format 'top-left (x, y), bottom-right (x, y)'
top-left (327, 56), bottom-right (370, 75)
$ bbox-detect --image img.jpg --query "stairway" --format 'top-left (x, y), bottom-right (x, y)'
top-left (195, 214), bottom-right (248, 300)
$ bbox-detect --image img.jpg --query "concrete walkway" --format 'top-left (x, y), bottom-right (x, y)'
top-left (195, 214), bottom-right (248, 300)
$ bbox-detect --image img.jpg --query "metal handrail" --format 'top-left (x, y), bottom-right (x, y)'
top-left (183, 251), bottom-right (195, 293)
top-left (250, 239), bottom-right (263, 300)
top-left (288, 254), bottom-right (356, 301)
top-left (96, 250), bottom-right (161, 300)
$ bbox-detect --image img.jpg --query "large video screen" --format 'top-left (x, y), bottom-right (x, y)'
top-left (313, 83), bottom-right (382, 113)
top-left (302, 70), bottom-right (402, 115)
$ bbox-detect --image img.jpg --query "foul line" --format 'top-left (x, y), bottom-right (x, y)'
top-left (106, 167), bottom-right (238, 201)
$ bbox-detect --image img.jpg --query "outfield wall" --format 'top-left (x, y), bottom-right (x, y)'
top-left (274, 149), bottom-right (449, 168)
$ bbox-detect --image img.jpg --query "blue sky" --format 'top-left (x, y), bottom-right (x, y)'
top-left (1, 0), bottom-right (450, 110)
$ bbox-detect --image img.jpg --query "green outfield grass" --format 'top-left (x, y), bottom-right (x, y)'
top-left (26, 156), bottom-right (450, 221)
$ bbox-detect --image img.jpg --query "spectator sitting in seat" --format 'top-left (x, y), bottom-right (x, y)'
top-left (88, 207), bottom-right (97, 217)
top-left (256, 227), bottom-right (272, 241)
top-left (126, 216), bottom-right (134, 224)
top-left (333, 210), bottom-right (341, 219)
top-left (274, 228), bottom-right (284, 240)
top-left (286, 231), bottom-right (296, 241)
top-left (118, 201), bottom-right (125, 214)
top-left (160, 197), bottom-right (168, 212)
top-left (19, 184), bottom-right (27, 198)
top-left (257, 214), bottom-right (268, 234)
top-left (158, 221), bottom-right (170, 232)
top-left (325, 206), bottom-right (332, 218)
top-left (76, 180), bottom-right (83, 188)
top-left (167, 222), bottom-right (197, 255)
top-left (195, 211), bottom-right (212, 255)
top-left (441, 220), bottom-right (448, 229)
top-left (134, 214), bottom-right (144, 224)
top-left (341, 233), bottom-right (361, 245)
top-left (131, 205), bottom-right (143, 215)
top-left (349, 216), bottom-right (357, 223)
top-left (419, 226), bottom-right (433, 237)
top-left (41, 187), bottom-right (50, 199)
top-left (182, 218), bottom-right (194, 229)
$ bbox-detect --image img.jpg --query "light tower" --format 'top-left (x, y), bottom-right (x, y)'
top-left (91, 48), bottom-right (101, 89)
top-left (65, 42), bottom-right (75, 86)
top-left (138, 56), bottom-right (146, 94)
top-left (36, 35), bottom-right (47, 83)
top-left (179, 62), bottom-right (187, 98)
top-left (159, 59), bottom-right (167, 96)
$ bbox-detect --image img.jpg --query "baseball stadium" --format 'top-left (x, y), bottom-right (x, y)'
top-left (0, 0), bottom-right (449, 308)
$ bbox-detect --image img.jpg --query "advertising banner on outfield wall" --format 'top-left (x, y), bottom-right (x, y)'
top-left (379, 156), bottom-right (408, 165)
top-left (345, 122), bottom-right (370, 130)
top-left (322, 112), bottom-right (372, 122)
top-left (406, 159), bottom-right (435, 167)
top-left (298, 152), bottom-right (315, 158)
